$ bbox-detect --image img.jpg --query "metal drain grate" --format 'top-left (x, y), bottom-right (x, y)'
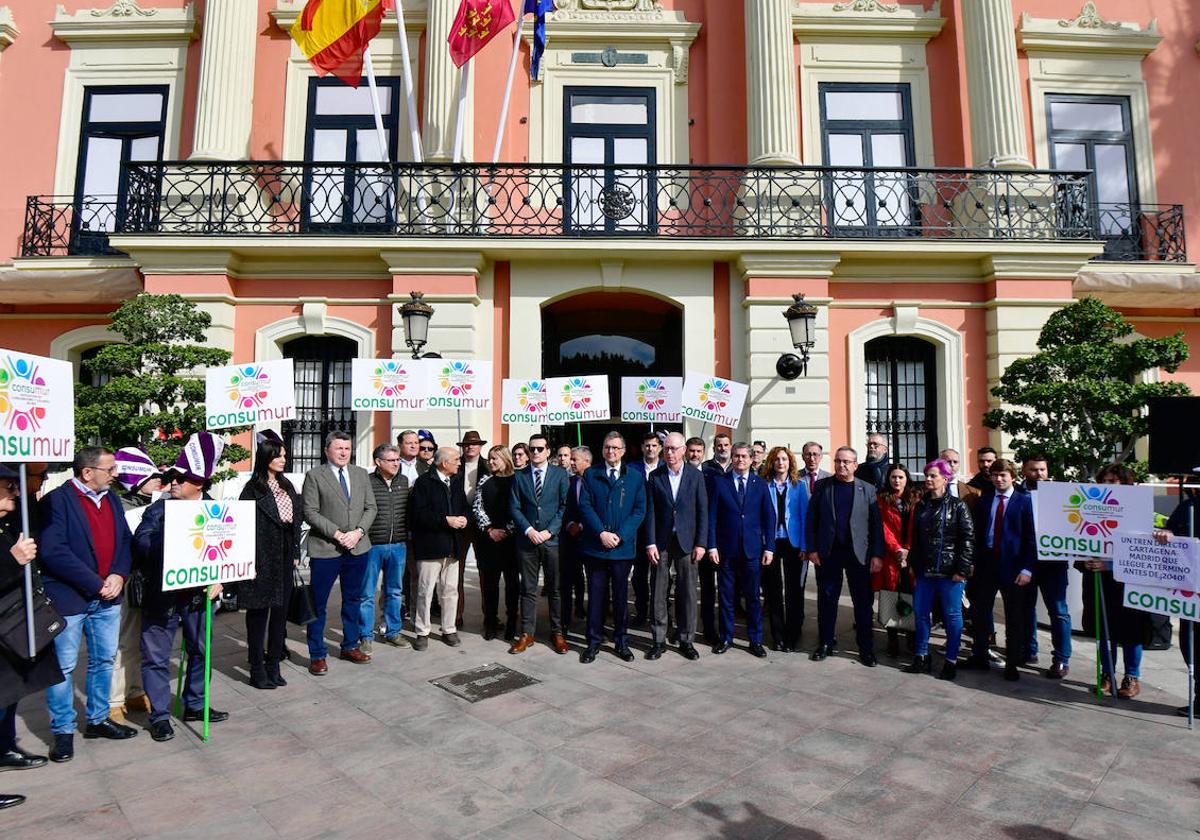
top-left (430, 663), bottom-right (541, 703)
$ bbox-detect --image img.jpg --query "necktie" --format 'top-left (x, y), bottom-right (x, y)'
top-left (807, 472), bottom-right (815, 492)
top-left (338, 467), bottom-right (350, 501)
top-left (992, 494), bottom-right (1006, 551)
top-left (609, 467), bottom-right (617, 483)
top-left (737, 475), bottom-right (745, 502)
top-left (534, 468), bottom-right (543, 501)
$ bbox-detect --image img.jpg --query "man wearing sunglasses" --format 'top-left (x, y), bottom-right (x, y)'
top-left (509, 434), bottom-right (569, 654)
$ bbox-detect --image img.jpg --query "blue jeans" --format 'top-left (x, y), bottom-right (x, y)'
top-left (1103, 641), bottom-right (1143, 679)
top-left (1028, 562), bottom-right (1072, 665)
top-left (45, 599), bottom-right (121, 734)
top-left (362, 543), bottom-right (407, 640)
top-left (307, 554), bottom-right (368, 659)
top-left (913, 575), bottom-right (966, 660)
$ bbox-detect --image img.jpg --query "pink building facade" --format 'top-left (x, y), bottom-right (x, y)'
top-left (0, 0), bottom-right (1196, 471)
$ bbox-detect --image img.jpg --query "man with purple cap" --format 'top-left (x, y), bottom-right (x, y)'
top-left (134, 433), bottom-right (229, 742)
top-left (107, 446), bottom-right (162, 722)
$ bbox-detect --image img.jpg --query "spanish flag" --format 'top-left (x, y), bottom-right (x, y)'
top-left (290, 0), bottom-right (387, 88)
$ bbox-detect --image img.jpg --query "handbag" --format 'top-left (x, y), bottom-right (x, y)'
top-left (287, 568), bottom-right (318, 627)
top-left (124, 567), bottom-right (146, 609)
top-left (0, 577), bottom-right (66, 660)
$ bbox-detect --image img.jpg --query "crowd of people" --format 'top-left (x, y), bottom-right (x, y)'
top-left (1, 427), bottom-right (1198, 811)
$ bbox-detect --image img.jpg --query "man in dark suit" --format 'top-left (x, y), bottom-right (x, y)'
top-left (39, 447), bottom-right (137, 761)
top-left (560, 446), bottom-right (593, 636)
top-left (799, 441), bottom-right (832, 496)
top-left (854, 434), bottom-right (889, 490)
top-left (301, 431), bottom-right (377, 674)
top-left (806, 445), bottom-right (884, 666)
top-left (701, 432), bottom-right (732, 476)
top-left (967, 447), bottom-right (997, 492)
top-left (645, 432), bottom-right (708, 660)
top-left (408, 447), bottom-right (470, 650)
top-left (707, 442), bottom-right (775, 657)
top-left (578, 432), bottom-right (647, 663)
top-left (509, 433), bottom-right (570, 654)
top-left (963, 458), bottom-right (1038, 681)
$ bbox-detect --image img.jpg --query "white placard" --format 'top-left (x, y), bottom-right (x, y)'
top-left (500, 378), bottom-right (550, 424)
top-left (205, 359), bottom-right (296, 430)
top-left (679, 371), bottom-right (749, 429)
top-left (545, 376), bottom-right (611, 424)
top-left (620, 376), bottom-right (682, 423)
top-left (1124, 585), bottom-right (1200, 620)
top-left (162, 500), bottom-right (257, 591)
top-left (351, 358), bottom-right (427, 410)
top-left (0, 349), bottom-right (74, 462)
top-left (415, 359), bottom-right (493, 410)
top-left (1033, 481), bottom-right (1155, 560)
top-left (1113, 533), bottom-right (1200, 591)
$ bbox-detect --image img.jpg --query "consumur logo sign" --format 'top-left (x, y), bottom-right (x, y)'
top-left (370, 361), bottom-right (410, 397)
top-left (0, 354), bottom-right (50, 432)
top-left (1063, 485), bottom-right (1124, 538)
top-left (561, 377), bottom-right (593, 410)
top-left (519, 380), bottom-right (547, 414)
top-left (190, 503), bottom-right (237, 563)
top-left (636, 378), bottom-right (668, 411)
top-left (226, 365), bottom-right (271, 409)
top-left (698, 378), bottom-right (732, 413)
top-left (437, 361), bottom-right (475, 397)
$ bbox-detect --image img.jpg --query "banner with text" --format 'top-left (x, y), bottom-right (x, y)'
top-left (1113, 533), bottom-right (1200, 591)
top-left (351, 359), bottom-right (427, 411)
top-left (0, 349), bottom-right (74, 462)
top-left (546, 376), bottom-right (611, 424)
top-left (500, 378), bottom-right (550, 424)
top-left (1124, 585), bottom-right (1200, 620)
top-left (163, 500), bottom-right (257, 591)
top-left (679, 372), bottom-right (749, 429)
top-left (1034, 481), bottom-right (1154, 560)
top-left (620, 376), bottom-right (682, 423)
top-left (205, 360), bottom-right (296, 430)
top-left (417, 359), bottom-right (493, 411)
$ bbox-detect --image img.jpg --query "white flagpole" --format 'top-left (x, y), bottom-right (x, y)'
top-left (491, 16), bottom-right (526, 164)
top-left (362, 46), bottom-right (390, 163)
top-left (452, 61), bottom-right (471, 163)
top-left (392, 0), bottom-right (423, 162)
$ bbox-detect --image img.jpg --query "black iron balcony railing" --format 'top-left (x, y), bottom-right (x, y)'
top-left (1093, 203), bottom-right (1187, 263)
top-left (15, 161), bottom-right (1186, 263)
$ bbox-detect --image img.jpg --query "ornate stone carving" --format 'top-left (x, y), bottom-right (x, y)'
top-left (832, 0), bottom-right (898, 12)
top-left (555, 0), bottom-right (661, 11)
top-left (1058, 2), bottom-right (1121, 30)
top-left (90, 0), bottom-right (157, 16)
top-left (671, 43), bottom-right (688, 84)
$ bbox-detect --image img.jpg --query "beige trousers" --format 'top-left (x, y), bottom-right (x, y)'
top-left (415, 557), bottom-right (460, 637)
top-left (109, 605), bottom-right (145, 707)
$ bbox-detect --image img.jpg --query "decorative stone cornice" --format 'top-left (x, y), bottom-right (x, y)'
top-left (271, 0), bottom-right (428, 34)
top-left (792, 1), bottom-right (945, 41)
top-left (1018, 7), bottom-right (1162, 57)
top-left (553, 0), bottom-right (666, 21)
top-left (0, 7), bottom-right (19, 52)
top-left (832, 1), bottom-right (897, 13)
top-left (51, 2), bottom-right (197, 43)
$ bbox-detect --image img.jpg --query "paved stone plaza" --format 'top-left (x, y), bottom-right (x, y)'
top-left (7, 574), bottom-right (1200, 840)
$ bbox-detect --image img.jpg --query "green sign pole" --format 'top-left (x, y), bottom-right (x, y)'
top-left (203, 594), bottom-right (213, 742)
top-left (576, 423), bottom-right (581, 446)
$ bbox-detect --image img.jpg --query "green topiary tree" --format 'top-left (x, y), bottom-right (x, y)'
top-left (983, 297), bottom-right (1190, 481)
top-left (76, 294), bottom-right (249, 476)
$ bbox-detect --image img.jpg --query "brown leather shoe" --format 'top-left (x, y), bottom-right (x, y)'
top-left (1047, 662), bottom-right (1069, 679)
top-left (508, 633), bottom-right (535, 654)
top-left (552, 633), bottom-right (569, 655)
top-left (1118, 676), bottom-right (1141, 699)
top-left (1100, 674), bottom-right (1112, 694)
top-left (308, 658), bottom-right (328, 675)
top-left (339, 648), bottom-right (371, 664)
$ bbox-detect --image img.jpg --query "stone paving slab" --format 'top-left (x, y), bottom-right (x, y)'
top-left (6, 582), bottom-right (1200, 839)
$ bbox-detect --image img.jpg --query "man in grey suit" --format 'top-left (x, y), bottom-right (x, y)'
top-left (644, 432), bottom-right (708, 661)
top-left (800, 442), bottom-right (832, 495)
top-left (302, 431), bottom-right (378, 675)
top-left (509, 433), bottom-right (570, 654)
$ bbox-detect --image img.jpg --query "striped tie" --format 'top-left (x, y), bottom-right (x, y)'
top-left (534, 468), bottom-right (543, 501)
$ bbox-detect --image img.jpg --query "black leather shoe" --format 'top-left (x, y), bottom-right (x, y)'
top-left (712, 640), bottom-right (731, 655)
top-left (0, 747), bottom-right (48, 771)
top-left (49, 734), bottom-right (73, 763)
top-left (83, 718), bottom-right (137, 740)
top-left (958, 657), bottom-right (991, 671)
top-left (183, 708), bottom-right (229, 723)
top-left (680, 643), bottom-right (700, 661)
top-left (809, 644), bottom-right (832, 662)
top-left (614, 646), bottom-right (635, 662)
top-left (938, 661), bottom-right (957, 681)
top-left (645, 644), bottom-right (664, 661)
top-left (1004, 666), bottom-right (1020, 682)
top-left (904, 655), bottom-right (931, 674)
top-left (748, 643), bottom-right (767, 658)
top-left (0, 793), bottom-right (25, 810)
top-left (266, 662), bottom-right (288, 687)
top-left (579, 646), bottom-right (598, 664)
top-left (149, 720), bottom-right (175, 742)
top-left (770, 641), bottom-right (784, 652)
top-left (858, 652), bottom-right (878, 668)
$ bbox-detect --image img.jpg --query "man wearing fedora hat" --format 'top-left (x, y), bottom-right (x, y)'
top-left (453, 431), bottom-right (490, 628)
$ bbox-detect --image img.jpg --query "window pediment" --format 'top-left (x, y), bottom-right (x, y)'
top-left (51, 1), bottom-right (197, 43)
top-left (1018, 5), bottom-right (1162, 57)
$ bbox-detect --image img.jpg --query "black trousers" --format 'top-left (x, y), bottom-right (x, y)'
top-left (0, 703), bottom-right (15, 752)
top-left (477, 537), bottom-right (520, 637)
top-left (763, 538), bottom-right (809, 648)
top-left (968, 567), bottom-right (1001, 660)
top-left (245, 605), bottom-right (288, 670)
top-left (1000, 581), bottom-right (1037, 666)
top-left (698, 556), bottom-right (718, 641)
top-left (559, 537), bottom-right (587, 630)
top-left (815, 546), bottom-right (874, 653)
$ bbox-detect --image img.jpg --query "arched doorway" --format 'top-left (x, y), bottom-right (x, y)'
top-left (541, 291), bottom-right (683, 459)
top-left (864, 335), bottom-right (937, 474)
top-left (281, 335), bottom-right (358, 472)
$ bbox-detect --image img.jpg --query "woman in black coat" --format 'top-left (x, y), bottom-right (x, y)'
top-left (0, 466), bottom-right (62, 810)
top-left (238, 441), bottom-right (302, 690)
top-left (472, 445), bottom-right (520, 642)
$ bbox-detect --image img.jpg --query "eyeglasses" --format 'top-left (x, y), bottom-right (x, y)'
top-left (2, 481), bottom-right (18, 492)
top-left (89, 465), bottom-right (119, 475)
top-left (418, 445), bottom-right (435, 452)
top-left (528, 445), bottom-right (547, 453)
top-left (834, 458), bottom-right (856, 465)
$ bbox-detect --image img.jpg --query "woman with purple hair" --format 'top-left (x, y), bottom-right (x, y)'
top-left (904, 458), bottom-right (975, 680)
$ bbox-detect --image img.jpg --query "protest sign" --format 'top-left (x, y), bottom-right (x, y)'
top-left (548, 376), bottom-right (611, 423)
top-left (205, 360), bottom-right (296, 430)
top-left (680, 371), bottom-right (749, 429)
top-left (1113, 533), bottom-right (1200, 591)
top-left (162, 500), bottom-right (257, 591)
top-left (1124, 585), bottom-right (1200, 620)
top-left (500, 378), bottom-right (549, 424)
top-left (417, 359), bottom-right (493, 410)
top-left (620, 376), bottom-right (682, 423)
top-left (0, 349), bottom-right (74, 461)
top-left (1033, 481), bottom-right (1154, 560)
top-left (351, 358), bottom-right (427, 410)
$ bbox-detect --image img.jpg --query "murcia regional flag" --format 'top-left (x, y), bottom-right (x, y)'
top-left (448, 0), bottom-right (517, 68)
top-left (290, 0), bottom-right (388, 88)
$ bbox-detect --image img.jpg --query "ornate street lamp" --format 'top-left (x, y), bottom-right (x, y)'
top-left (398, 291), bottom-right (435, 359)
top-left (777, 293), bottom-right (818, 380)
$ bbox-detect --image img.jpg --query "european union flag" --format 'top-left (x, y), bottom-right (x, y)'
top-left (525, 0), bottom-right (554, 81)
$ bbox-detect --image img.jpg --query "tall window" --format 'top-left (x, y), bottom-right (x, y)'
top-left (819, 83), bottom-right (915, 234)
top-left (73, 86), bottom-right (167, 252)
top-left (303, 77), bottom-right (401, 230)
top-left (77, 345), bottom-right (114, 389)
top-left (1046, 94), bottom-right (1138, 257)
top-left (281, 337), bottom-right (357, 473)
top-left (864, 337), bottom-right (936, 474)
top-left (563, 87), bottom-right (656, 235)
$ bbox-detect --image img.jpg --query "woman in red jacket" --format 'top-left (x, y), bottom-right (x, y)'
top-left (876, 464), bottom-right (921, 658)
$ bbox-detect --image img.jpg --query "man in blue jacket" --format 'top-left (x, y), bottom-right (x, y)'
top-left (39, 447), bottom-right (137, 762)
top-left (578, 432), bottom-right (647, 663)
top-left (707, 442), bottom-right (775, 657)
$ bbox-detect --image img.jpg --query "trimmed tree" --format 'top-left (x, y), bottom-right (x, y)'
top-left (76, 294), bottom-right (249, 474)
top-left (983, 297), bottom-right (1190, 481)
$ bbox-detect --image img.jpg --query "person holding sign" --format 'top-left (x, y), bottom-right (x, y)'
top-left (1157, 482), bottom-right (1200, 718)
top-left (134, 434), bottom-right (229, 742)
